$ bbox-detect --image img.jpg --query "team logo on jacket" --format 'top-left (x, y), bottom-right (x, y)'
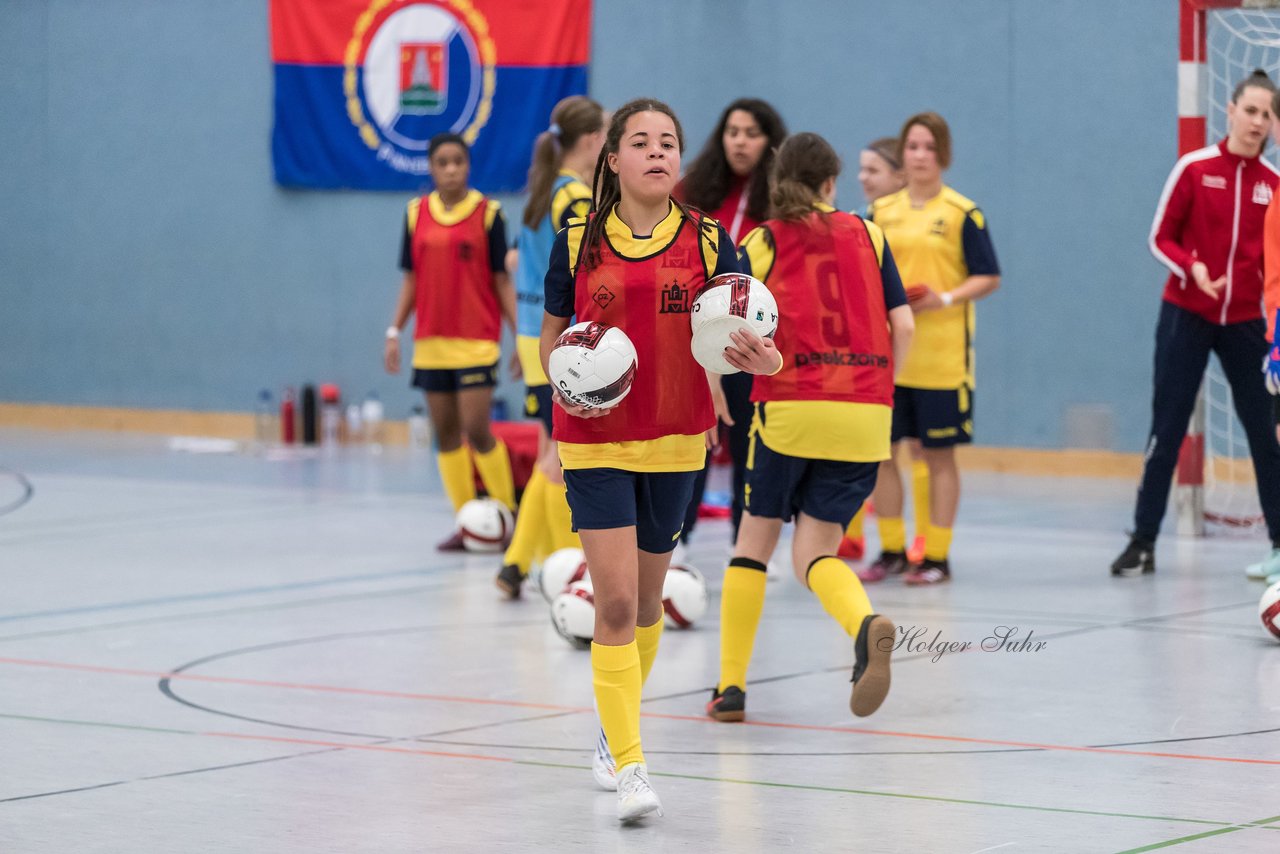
top-left (1253, 181), bottom-right (1273, 205)
top-left (344, 0), bottom-right (495, 176)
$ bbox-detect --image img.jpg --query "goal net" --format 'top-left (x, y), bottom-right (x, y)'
top-left (1197, 3), bottom-right (1280, 533)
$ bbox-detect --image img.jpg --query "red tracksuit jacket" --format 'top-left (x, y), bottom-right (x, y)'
top-left (1150, 139), bottom-right (1279, 326)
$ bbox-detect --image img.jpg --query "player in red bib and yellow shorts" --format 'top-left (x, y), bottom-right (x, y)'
top-left (541, 99), bottom-right (779, 823)
top-left (707, 133), bottom-right (915, 723)
top-left (384, 133), bottom-right (517, 551)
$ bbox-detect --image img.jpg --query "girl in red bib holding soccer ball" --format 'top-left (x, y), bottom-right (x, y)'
top-left (541, 99), bottom-right (780, 822)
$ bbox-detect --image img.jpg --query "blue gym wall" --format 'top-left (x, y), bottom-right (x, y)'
top-left (0, 0), bottom-right (1179, 451)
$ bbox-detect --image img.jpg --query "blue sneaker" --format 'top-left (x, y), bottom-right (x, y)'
top-left (1245, 548), bottom-right (1280, 581)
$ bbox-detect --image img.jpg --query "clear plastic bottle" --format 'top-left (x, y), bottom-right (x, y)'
top-left (362, 391), bottom-right (385, 451)
top-left (254, 389), bottom-right (276, 448)
top-left (319, 384), bottom-right (341, 447)
top-left (408, 404), bottom-right (430, 450)
top-left (345, 403), bottom-right (363, 444)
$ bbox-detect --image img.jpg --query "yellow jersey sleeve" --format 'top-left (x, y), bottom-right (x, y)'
top-left (551, 182), bottom-right (592, 230)
top-left (407, 197), bottom-right (422, 234)
top-left (739, 225), bottom-right (776, 281)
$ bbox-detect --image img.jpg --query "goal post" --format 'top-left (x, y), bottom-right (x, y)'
top-left (1173, 0), bottom-right (1278, 537)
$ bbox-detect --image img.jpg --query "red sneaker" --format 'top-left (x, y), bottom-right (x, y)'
top-left (436, 529), bottom-right (467, 552)
top-left (906, 535), bottom-right (926, 565)
top-left (838, 535), bottom-right (866, 561)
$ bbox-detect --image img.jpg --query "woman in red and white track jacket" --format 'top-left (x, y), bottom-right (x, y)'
top-left (1113, 69), bottom-right (1280, 580)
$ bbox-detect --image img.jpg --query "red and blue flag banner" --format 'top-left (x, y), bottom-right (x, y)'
top-left (270, 0), bottom-right (591, 191)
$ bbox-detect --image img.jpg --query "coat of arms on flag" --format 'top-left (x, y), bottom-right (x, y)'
top-left (270, 0), bottom-right (591, 191)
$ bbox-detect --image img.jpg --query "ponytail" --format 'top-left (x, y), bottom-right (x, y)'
top-left (523, 96), bottom-right (605, 228)
top-left (769, 132), bottom-right (841, 222)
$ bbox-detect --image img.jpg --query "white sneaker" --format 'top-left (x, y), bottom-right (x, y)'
top-left (672, 541), bottom-right (689, 565)
top-left (592, 726), bottom-right (617, 791)
top-left (615, 763), bottom-right (662, 822)
top-left (1246, 548), bottom-right (1280, 580)
top-left (766, 560), bottom-right (781, 583)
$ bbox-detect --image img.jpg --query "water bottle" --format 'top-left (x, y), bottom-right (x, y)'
top-left (345, 403), bottom-right (363, 444)
top-left (280, 387), bottom-right (297, 445)
top-left (254, 389), bottom-right (275, 447)
top-left (362, 391), bottom-right (385, 450)
top-left (408, 404), bottom-right (430, 450)
top-left (319, 383), bottom-right (341, 447)
top-left (301, 384), bottom-right (318, 445)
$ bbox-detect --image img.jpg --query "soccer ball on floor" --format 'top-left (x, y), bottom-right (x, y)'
top-left (548, 321), bottom-right (638, 410)
top-left (552, 580), bottom-right (595, 649)
top-left (455, 498), bottom-right (513, 552)
top-left (539, 547), bottom-right (588, 602)
top-left (689, 273), bottom-right (778, 374)
top-left (1259, 581), bottom-right (1280, 641)
top-left (662, 563), bottom-right (708, 628)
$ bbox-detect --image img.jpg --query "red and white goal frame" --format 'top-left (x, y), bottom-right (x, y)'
top-left (1174, 0), bottom-right (1277, 535)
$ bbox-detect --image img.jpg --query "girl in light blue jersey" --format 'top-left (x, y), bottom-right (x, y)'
top-left (495, 96), bottom-right (605, 598)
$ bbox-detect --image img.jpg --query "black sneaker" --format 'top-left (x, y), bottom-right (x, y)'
top-left (706, 685), bottom-right (746, 722)
top-left (850, 614), bottom-right (895, 717)
top-left (857, 550), bottom-right (909, 583)
top-left (1110, 537), bottom-right (1155, 577)
top-left (495, 563), bottom-right (524, 598)
top-left (903, 558), bottom-right (950, 586)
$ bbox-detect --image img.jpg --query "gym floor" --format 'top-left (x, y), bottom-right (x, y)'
top-left (1, 428), bottom-right (1277, 853)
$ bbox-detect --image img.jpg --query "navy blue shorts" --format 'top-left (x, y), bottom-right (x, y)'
top-left (562, 468), bottom-right (699, 554)
top-left (890, 384), bottom-right (974, 448)
top-left (412, 363), bottom-right (498, 393)
top-left (745, 434), bottom-right (880, 525)
top-left (524, 383), bottom-right (553, 433)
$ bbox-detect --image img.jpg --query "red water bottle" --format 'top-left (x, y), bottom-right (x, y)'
top-left (280, 387), bottom-right (297, 444)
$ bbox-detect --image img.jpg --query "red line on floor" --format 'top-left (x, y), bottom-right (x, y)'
top-left (4, 655), bottom-right (1275, 767)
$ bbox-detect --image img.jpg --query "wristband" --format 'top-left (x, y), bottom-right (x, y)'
top-left (385, 326), bottom-right (401, 340)
top-left (940, 292), bottom-right (954, 308)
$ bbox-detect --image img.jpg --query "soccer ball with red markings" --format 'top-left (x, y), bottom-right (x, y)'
top-left (548, 321), bottom-right (638, 410)
top-left (552, 579), bottom-right (595, 649)
top-left (456, 498), bottom-right (513, 552)
top-left (538, 547), bottom-right (589, 603)
top-left (662, 563), bottom-right (708, 628)
top-left (1260, 581), bottom-right (1280, 641)
top-left (690, 274), bottom-right (778, 374)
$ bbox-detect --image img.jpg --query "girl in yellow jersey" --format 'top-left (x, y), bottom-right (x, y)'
top-left (839, 136), bottom-right (909, 561)
top-left (862, 112), bottom-right (1000, 585)
top-left (708, 133), bottom-right (914, 722)
top-left (384, 133), bottom-right (518, 551)
top-left (494, 96), bottom-right (604, 597)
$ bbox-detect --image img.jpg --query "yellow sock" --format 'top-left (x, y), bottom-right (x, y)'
top-left (924, 524), bottom-right (954, 562)
top-left (592, 640), bottom-right (644, 770)
top-left (436, 446), bottom-right (476, 512)
top-left (635, 618), bottom-right (664, 686)
top-left (718, 559), bottom-right (767, 691)
top-left (501, 468), bottom-right (548, 576)
top-left (473, 440), bottom-right (515, 510)
top-left (544, 479), bottom-right (581, 552)
top-left (878, 516), bottom-right (906, 553)
top-left (807, 556), bottom-right (874, 638)
top-left (911, 460), bottom-right (930, 539)
top-left (845, 506), bottom-right (865, 540)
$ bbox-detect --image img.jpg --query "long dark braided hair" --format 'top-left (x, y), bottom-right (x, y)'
top-left (580, 98), bottom-right (718, 272)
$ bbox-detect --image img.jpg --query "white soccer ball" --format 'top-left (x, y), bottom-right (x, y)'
top-left (690, 274), bottom-right (778, 374)
top-left (455, 498), bottom-right (513, 552)
top-left (547, 321), bottom-right (638, 410)
top-left (1260, 581), bottom-right (1280, 641)
top-left (539, 547), bottom-right (589, 603)
top-left (662, 563), bottom-right (708, 628)
top-left (552, 580), bottom-right (596, 648)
